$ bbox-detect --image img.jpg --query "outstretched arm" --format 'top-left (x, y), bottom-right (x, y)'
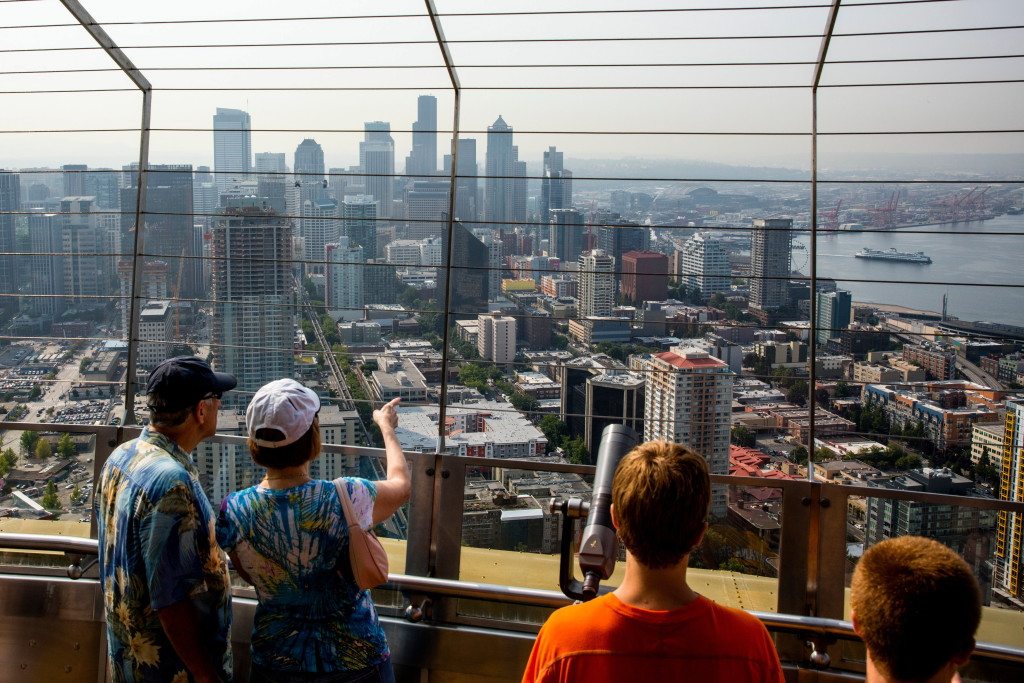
top-left (371, 397), bottom-right (411, 524)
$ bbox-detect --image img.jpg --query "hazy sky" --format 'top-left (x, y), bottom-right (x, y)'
top-left (2, 0), bottom-right (1022, 173)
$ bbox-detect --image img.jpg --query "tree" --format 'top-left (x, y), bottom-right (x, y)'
top-left (56, 433), bottom-right (76, 458)
top-left (731, 425), bottom-right (756, 448)
top-left (20, 430), bottom-right (39, 455)
top-left (790, 445), bottom-right (809, 465)
top-left (70, 484), bottom-right (84, 507)
top-left (563, 437), bottom-right (589, 465)
top-left (814, 388), bottom-right (831, 408)
top-left (28, 385), bottom-right (41, 400)
top-left (719, 557), bottom-right (747, 573)
top-left (35, 439), bottom-right (52, 459)
top-left (41, 480), bottom-right (60, 510)
top-left (0, 448), bottom-right (16, 477)
top-left (538, 415), bottom-right (568, 450)
top-left (509, 391), bottom-right (539, 414)
top-left (786, 379), bottom-right (808, 406)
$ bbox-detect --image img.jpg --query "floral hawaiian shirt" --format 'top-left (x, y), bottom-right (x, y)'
top-left (216, 478), bottom-right (389, 674)
top-left (96, 428), bottom-right (233, 683)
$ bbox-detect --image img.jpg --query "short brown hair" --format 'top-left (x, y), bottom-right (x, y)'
top-left (611, 441), bottom-right (709, 569)
top-left (852, 536), bottom-right (981, 682)
top-left (248, 415), bottom-right (321, 469)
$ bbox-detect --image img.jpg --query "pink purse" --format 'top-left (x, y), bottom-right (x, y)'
top-left (335, 479), bottom-right (389, 590)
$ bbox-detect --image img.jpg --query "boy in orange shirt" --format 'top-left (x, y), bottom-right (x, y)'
top-left (523, 441), bottom-right (784, 682)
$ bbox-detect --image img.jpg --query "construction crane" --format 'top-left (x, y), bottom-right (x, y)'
top-left (820, 199), bottom-right (842, 232)
top-left (873, 190), bottom-right (900, 228)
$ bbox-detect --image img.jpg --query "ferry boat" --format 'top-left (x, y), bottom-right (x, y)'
top-left (854, 247), bottom-right (932, 264)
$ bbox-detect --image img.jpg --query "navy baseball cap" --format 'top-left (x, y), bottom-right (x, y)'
top-left (145, 356), bottom-right (237, 410)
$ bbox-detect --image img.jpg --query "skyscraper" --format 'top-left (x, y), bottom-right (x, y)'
top-left (325, 236), bottom-right (364, 321)
top-left (681, 232), bottom-right (730, 300)
top-left (341, 195), bottom-right (379, 257)
top-left (485, 116), bottom-right (525, 226)
top-left (548, 208), bottom-right (585, 264)
top-left (404, 180), bottom-right (450, 240)
top-left (539, 146), bottom-right (572, 222)
top-left (578, 249), bottom-right (616, 318)
top-left (255, 152), bottom-right (287, 174)
top-left (26, 211), bottom-right (64, 317)
top-left (815, 289), bottom-right (853, 344)
top-left (443, 138), bottom-right (478, 223)
top-left (437, 221), bottom-right (489, 320)
top-left (360, 122), bottom-right (395, 217)
top-left (212, 108), bottom-right (252, 193)
top-left (997, 400), bottom-right (1024, 601)
top-left (0, 171), bottom-right (19, 313)
top-left (61, 197), bottom-right (101, 305)
top-left (595, 212), bottom-right (648, 265)
top-left (294, 139), bottom-right (325, 184)
top-left (406, 95), bottom-right (438, 177)
top-left (749, 218), bottom-right (793, 313)
top-left (300, 199), bottom-right (339, 275)
top-left (639, 348), bottom-right (733, 517)
top-left (621, 250), bottom-right (668, 304)
top-left (211, 198), bottom-right (295, 402)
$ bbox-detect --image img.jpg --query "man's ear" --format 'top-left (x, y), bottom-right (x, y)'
top-left (850, 608), bottom-right (859, 635)
top-left (692, 522), bottom-right (708, 548)
top-left (610, 503), bottom-right (618, 530)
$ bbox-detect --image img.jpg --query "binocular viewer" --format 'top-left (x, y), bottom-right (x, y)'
top-left (550, 424), bottom-right (640, 602)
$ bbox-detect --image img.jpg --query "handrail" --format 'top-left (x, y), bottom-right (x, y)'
top-left (2, 534), bottom-right (1022, 667)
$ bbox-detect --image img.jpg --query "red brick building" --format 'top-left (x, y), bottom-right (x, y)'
top-left (620, 250), bottom-right (668, 304)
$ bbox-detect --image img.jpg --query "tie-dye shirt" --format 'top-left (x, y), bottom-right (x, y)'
top-left (95, 428), bottom-right (233, 683)
top-left (216, 477), bottom-right (389, 673)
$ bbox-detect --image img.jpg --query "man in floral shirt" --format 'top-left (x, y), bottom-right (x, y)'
top-left (96, 357), bottom-right (237, 682)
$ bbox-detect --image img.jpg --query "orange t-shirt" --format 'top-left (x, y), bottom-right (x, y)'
top-left (522, 593), bottom-right (784, 683)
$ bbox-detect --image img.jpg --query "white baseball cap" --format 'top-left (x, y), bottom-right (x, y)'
top-left (246, 378), bottom-right (321, 448)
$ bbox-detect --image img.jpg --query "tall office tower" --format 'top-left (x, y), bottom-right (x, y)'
top-left (640, 348), bottom-right (734, 517)
top-left (62, 164), bottom-right (88, 196)
top-left (294, 138), bottom-right (326, 190)
top-left (512, 160), bottom-right (528, 224)
top-left (485, 115), bottom-right (521, 226)
top-left (578, 249), bottom-right (615, 318)
top-left (117, 260), bottom-right (169, 334)
top-left (255, 152), bottom-right (287, 174)
top-left (472, 229), bottom-right (504, 302)
top-left (682, 232), bottom-right (730, 300)
top-left (0, 171), bottom-right (19, 313)
top-left (60, 197), bottom-right (101, 305)
top-left (815, 289), bottom-right (852, 344)
top-left (477, 312), bottom-right (517, 364)
top-left (86, 170), bottom-right (120, 210)
top-left (193, 165), bottom-right (218, 226)
top-left (621, 250), bottom-right (668, 304)
top-left (406, 95), bottom-right (438, 177)
top-left (998, 400), bottom-right (1024, 601)
top-left (213, 108), bottom-right (252, 193)
top-left (437, 221), bottom-right (488, 320)
top-left (26, 211), bottom-right (64, 317)
top-left (363, 259), bottom-right (400, 305)
top-left (584, 370), bottom-right (645, 457)
top-left (325, 237), bottom-right (364, 321)
top-left (539, 146), bottom-right (572, 222)
top-left (256, 175), bottom-right (288, 217)
top-left (749, 217), bottom-right (793, 312)
top-left (360, 122), bottom-right (395, 217)
top-left (341, 195), bottom-right (378, 256)
top-left (595, 212), bottom-right (649, 265)
top-left (211, 198), bottom-right (295, 403)
top-left (403, 180), bottom-right (449, 240)
top-left (96, 212), bottom-right (122, 295)
top-left (300, 199), bottom-right (339, 275)
top-left (120, 164), bottom-right (199, 298)
top-left (548, 208), bottom-right (585, 263)
top-left (443, 138), bottom-right (478, 223)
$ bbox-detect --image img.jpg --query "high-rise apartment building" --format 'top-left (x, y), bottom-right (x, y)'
top-left (137, 300), bottom-right (172, 369)
top-left (816, 289), bottom-right (853, 344)
top-left (681, 232), bottom-right (730, 300)
top-left (539, 146), bottom-right (572, 222)
top-left (300, 199), bottom-right (340, 275)
top-left (578, 249), bottom-right (615, 318)
top-left (548, 208), bottom-right (585, 264)
top-left (472, 230), bottom-right (504, 302)
top-left (212, 107), bottom-right (252, 193)
top-left (211, 198), bottom-right (295, 403)
top-left (406, 95), bottom-right (438, 177)
top-left (477, 312), bottom-right (516, 364)
top-left (341, 195), bottom-right (378, 256)
top-left (325, 237), bottom-right (364, 321)
top-left (255, 153), bottom-right (287, 174)
top-left (997, 400), bottom-right (1024, 601)
top-left (443, 138), bottom-right (478, 223)
top-left (0, 171), bottom-right (19, 313)
top-left (360, 122), bottom-right (395, 217)
top-left (485, 116), bottom-right (526, 226)
top-left (640, 348), bottom-right (733, 517)
top-left (749, 218), bottom-right (793, 313)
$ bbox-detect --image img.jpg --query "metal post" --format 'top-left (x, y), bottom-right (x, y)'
top-left (58, 0), bottom-right (152, 426)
